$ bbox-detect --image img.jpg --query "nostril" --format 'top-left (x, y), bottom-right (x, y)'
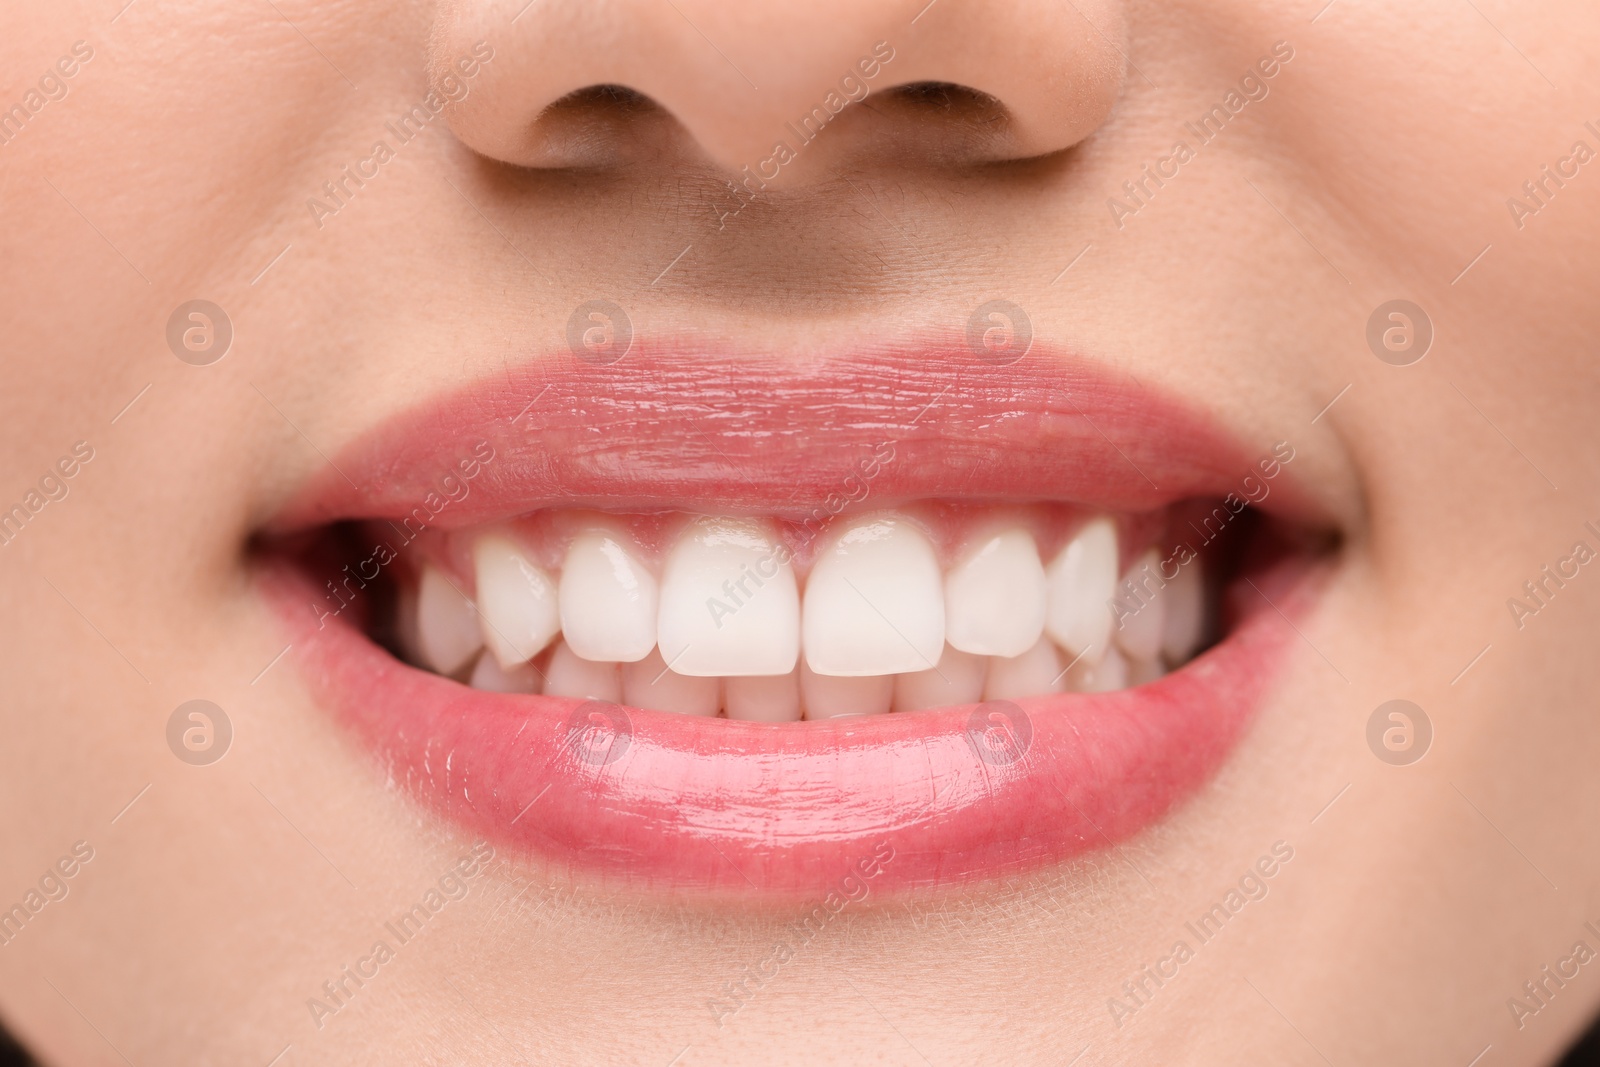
top-left (868, 81), bottom-right (1014, 164)
top-left (437, 0), bottom-right (1126, 175)
top-left (887, 81), bottom-right (1002, 116)
top-left (524, 83), bottom-right (672, 169)
top-left (541, 83), bottom-right (653, 117)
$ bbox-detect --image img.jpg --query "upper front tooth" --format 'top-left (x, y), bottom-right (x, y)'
top-left (1160, 555), bottom-right (1205, 663)
top-left (559, 528), bottom-right (658, 663)
top-left (1044, 516), bottom-right (1118, 663)
top-left (657, 517), bottom-right (800, 677)
top-left (1113, 548), bottom-right (1166, 662)
top-left (473, 533), bottom-right (561, 668)
top-left (803, 517), bottom-right (945, 676)
top-left (944, 528), bottom-right (1047, 658)
top-left (416, 563), bottom-right (483, 674)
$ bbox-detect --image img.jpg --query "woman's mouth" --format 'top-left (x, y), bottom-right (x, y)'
top-left (258, 345), bottom-right (1335, 895)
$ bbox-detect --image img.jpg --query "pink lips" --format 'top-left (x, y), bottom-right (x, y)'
top-left (271, 346), bottom-right (1322, 529)
top-left (262, 344), bottom-right (1327, 894)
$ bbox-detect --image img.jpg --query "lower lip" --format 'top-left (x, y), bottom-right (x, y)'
top-left (262, 555), bottom-right (1319, 896)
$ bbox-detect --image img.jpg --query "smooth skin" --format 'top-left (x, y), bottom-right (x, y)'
top-left (2, 1), bottom-right (1598, 1064)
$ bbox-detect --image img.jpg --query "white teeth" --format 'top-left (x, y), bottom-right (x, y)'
top-left (943, 528), bottom-right (1047, 658)
top-left (543, 641), bottom-right (622, 702)
top-left (1128, 655), bottom-right (1166, 687)
top-left (657, 518), bottom-right (800, 677)
top-left (473, 534), bottom-right (561, 668)
top-left (468, 650), bottom-right (541, 694)
top-left (411, 506), bottom-right (1211, 707)
top-left (1113, 548), bottom-right (1166, 662)
top-left (803, 517), bottom-right (944, 676)
top-left (416, 564), bottom-right (483, 675)
top-left (621, 648), bottom-right (720, 716)
top-left (893, 646), bottom-right (987, 713)
top-left (1072, 645), bottom-right (1129, 693)
top-left (801, 662), bottom-right (894, 718)
top-left (1044, 516), bottom-right (1118, 664)
top-left (1160, 556), bottom-right (1205, 663)
top-left (984, 638), bottom-right (1065, 701)
top-left (725, 671), bottom-right (802, 722)
top-left (559, 528), bottom-right (658, 664)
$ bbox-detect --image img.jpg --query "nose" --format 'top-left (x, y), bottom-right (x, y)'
top-left (432, 0), bottom-right (1127, 179)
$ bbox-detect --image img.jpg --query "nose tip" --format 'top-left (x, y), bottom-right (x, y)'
top-left (433, 0), bottom-right (1127, 180)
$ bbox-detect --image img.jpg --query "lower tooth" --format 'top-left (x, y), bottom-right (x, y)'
top-left (800, 663), bottom-right (893, 719)
top-left (468, 650), bottom-right (540, 694)
top-left (543, 641), bottom-right (622, 702)
top-left (1071, 646), bottom-right (1129, 693)
top-left (725, 671), bottom-right (802, 722)
top-left (983, 638), bottom-right (1065, 701)
top-left (893, 646), bottom-right (987, 712)
top-left (621, 649), bottom-right (721, 716)
top-left (1128, 655), bottom-right (1166, 686)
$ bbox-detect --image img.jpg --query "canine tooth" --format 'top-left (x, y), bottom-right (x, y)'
top-left (803, 517), bottom-right (944, 676)
top-left (800, 662), bottom-right (893, 718)
top-left (559, 528), bottom-right (658, 663)
top-left (1113, 549), bottom-right (1166, 662)
top-left (893, 646), bottom-right (987, 712)
top-left (473, 534), bottom-right (561, 668)
top-left (543, 641), bottom-right (621, 702)
top-left (416, 564), bottom-right (483, 674)
top-left (984, 638), bottom-right (1065, 701)
top-left (944, 528), bottom-right (1047, 658)
top-left (725, 672), bottom-right (802, 722)
top-left (1160, 556), bottom-right (1205, 663)
top-left (621, 649), bottom-right (720, 716)
top-left (468, 650), bottom-right (540, 694)
top-left (658, 518), bottom-right (799, 677)
top-left (1045, 516), bottom-right (1118, 663)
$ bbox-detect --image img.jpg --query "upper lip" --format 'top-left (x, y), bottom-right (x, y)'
top-left (267, 342), bottom-right (1332, 532)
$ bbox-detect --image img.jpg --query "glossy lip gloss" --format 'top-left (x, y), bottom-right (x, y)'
top-left (259, 344), bottom-right (1332, 895)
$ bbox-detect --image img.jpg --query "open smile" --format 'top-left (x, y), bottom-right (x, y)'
top-left (259, 343), bottom-right (1335, 895)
